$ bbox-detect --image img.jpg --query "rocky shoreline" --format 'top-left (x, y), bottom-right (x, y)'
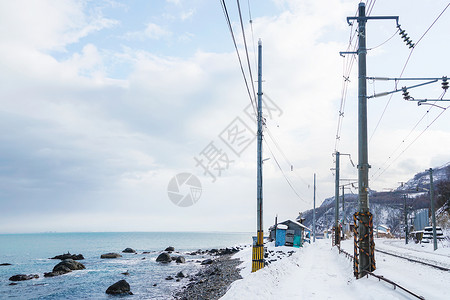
top-left (4, 245), bottom-right (247, 298)
top-left (173, 253), bottom-right (243, 300)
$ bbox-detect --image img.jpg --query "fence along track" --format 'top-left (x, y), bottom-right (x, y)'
top-left (337, 247), bottom-right (426, 300)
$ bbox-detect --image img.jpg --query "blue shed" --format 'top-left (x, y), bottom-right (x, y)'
top-left (270, 219), bottom-right (311, 248)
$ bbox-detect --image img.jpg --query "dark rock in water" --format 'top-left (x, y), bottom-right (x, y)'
top-left (176, 271), bottom-right (185, 278)
top-left (44, 271), bottom-right (66, 277)
top-left (122, 271), bottom-right (130, 276)
top-left (153, 283), bottom-right (157, 287)
top-left (141, 257), bottom-right (146, 260)
top-left (50, 252), bottom-right (84, 260)
top-left (53, 259), bottom-right (85, 272)
top-left (201, 259), bottom-right (213, 265)
top-left (122, 248), bottom-right (136, 253)
top-left (209, 249), bottom-right (218, 254)
top-left (165, 246), bottom-right (175, 252)
top-left (101, 253), bottom-right (122, 259)
top-left (9, 282), bottom-right (18, 286)
top-left (44, 259), bottom-right (85, 277)
top-left (9, 274), bottom-right (39, 281)
top-left (165, 276), bottom-right (174, 280)
top-left (1, 263), bottom-right (12, 266)
top-left (156, 252), bottom-right (171, 263)
top-left (171, 256), bottom-right (177, 261)
top-left (106, 279), bottom-right (132, 295)
top-left (176, 256), bottom-right (186, 263)
top-left (142, 251), bottom-right (151, 254)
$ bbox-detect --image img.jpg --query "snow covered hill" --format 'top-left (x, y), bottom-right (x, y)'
top-left (301, 164), bottom-right (450, 236)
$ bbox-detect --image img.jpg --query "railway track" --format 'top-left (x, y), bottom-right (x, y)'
top-left (374, 248), bottom-right (450, 272)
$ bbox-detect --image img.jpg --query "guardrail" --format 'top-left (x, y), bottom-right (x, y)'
top-left (336, 246), bottom-right (426, 300)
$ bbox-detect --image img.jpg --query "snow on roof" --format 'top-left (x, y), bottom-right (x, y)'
top-left (277, 224), bottom-right (288, 230)
top-left (280, 219), bottom-right (312, 232)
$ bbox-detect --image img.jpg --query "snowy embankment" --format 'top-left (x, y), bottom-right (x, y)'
top-left (221, 239), bottom-right (450, 300)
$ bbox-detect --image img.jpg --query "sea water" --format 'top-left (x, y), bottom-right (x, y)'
top-left (0, 232), bottom-right (252, 299)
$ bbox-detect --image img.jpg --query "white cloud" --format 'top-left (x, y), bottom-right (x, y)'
top-left (0, 0), bottom-right (449, 233)
top-left (0, 0), bottom-right (117, 51)
top-left (181, 8), bottom-right (195, 21)
top-left (124, 22), bottom-right (172, 40)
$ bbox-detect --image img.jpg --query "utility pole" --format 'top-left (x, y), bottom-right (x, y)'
top-left (344, 2), bottom-right (398, 278)
top-left (342, 185), bottom-right (345, 237)
top-left (252, 39), bottom-right (264, 272)
top-left (428, 168), bottom-right (438, 251)
top-left (313, 173), bottom-right (316, 242)
top-left (334, 151), bottom-right (340, 246)
top-left (356, 4), bottom-right (370, 275)
top-left (403, 194), bottom-right (408, 244)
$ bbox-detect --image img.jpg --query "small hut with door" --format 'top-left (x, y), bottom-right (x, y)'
top-left (269, 219), bottom-right (311, 248)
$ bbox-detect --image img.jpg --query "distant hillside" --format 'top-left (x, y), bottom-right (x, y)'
top-left (300, 164), bottom-right (450, 236)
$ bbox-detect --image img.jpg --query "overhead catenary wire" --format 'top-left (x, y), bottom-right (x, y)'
top-left (370, 90), bottom-right (446, 180)
top-left (369, 3), bottom-right (450, 141)
top-left (372, 90), bottom-right (449, 182)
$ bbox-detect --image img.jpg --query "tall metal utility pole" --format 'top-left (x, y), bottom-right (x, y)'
top-left (334, 151), bottom-right (340, 245)
top-left (252, 39), bottom-right (264, 272)
top-left (313, 173), bottom-right (316, 242)
top-left (428, 168), bottom-right (438, 251)
top-left (356, 4), bottom-right (370, 274)
top-left (345, 2), bottom-right (398, 278)
top-left (403, 194), bottom-right (408, 244)
top-left (342, 185), bottom-right (345, 235)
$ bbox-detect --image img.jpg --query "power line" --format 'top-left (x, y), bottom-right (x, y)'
top-left (367, 28), bottom-right (399, 51)
top-left (220, 0), bottom-right (257, 117)
top-left (237, 0), bottom-right (257, 103)
top-left (264, 125), bottom-right (311, 188)
top-left (263, 137), bottom-right (309, 204)
top-left (247, 0), bottom-right (258, 73)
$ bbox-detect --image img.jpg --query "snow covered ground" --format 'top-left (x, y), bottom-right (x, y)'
top-left (221, 238), bottom-right (450, 300)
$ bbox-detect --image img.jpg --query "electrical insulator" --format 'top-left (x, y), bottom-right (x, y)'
top-left (442, 77), bottom-right (449, 91)
top-left (402, 87), bottom-right (411, 100)
top-left (398, 25), bottom-right (415, 49)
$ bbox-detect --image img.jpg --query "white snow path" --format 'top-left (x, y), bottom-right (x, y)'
top-left (221, 239), bottom-right (431, 300)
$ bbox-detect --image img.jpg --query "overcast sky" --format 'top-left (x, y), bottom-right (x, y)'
top-left (1, 0), bottom-right (449, 233)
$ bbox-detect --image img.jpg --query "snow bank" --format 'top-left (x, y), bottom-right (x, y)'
top-left (222, 238), bottom-right (449, 299)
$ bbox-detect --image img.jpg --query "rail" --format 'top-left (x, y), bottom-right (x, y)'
top-left (375, 248), bottom-right (450, 272)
